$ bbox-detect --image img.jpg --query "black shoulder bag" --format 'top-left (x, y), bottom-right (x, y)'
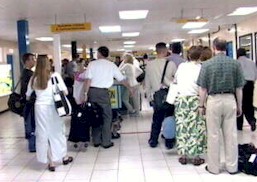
top-left (153, 60), bottom-right (174, 113)
top-left (8, 78), bottom-right (25, 116)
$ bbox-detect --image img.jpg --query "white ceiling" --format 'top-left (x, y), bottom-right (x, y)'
top-left (0, 0), bottom-right (257, 51)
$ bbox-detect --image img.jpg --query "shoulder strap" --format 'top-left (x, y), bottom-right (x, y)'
top-left (51, 76), bottom-right (60, 93)
top-left (160, 60), bottom-right (169, 84)
top-left (12, 78), bottom-right (21, 92)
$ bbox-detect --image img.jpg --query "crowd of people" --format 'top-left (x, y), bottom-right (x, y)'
top-left (19, 37), bottom-right (257, 174)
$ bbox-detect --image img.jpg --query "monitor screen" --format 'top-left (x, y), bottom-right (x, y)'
top-left (0, 64), bottom-right (12, 96)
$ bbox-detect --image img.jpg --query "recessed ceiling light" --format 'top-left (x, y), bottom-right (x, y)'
top-left (122, 32), bottom-right (140, 37)
top-left (124, 45), bottom-right (134, 48)
top-left (119, 10), bottom-right (149, 20)
top-left (171, 39), bottom-right (185, 42)
top-left (99, 25), bottom-right (121, 33)
top-left (149, 46), bottom-right (155, 50)
top-left (182, 22), bottom-right (207, 29)
top-left (117, 49), bottom-right (125, 51)
top-left (94, 41), bottom-right (97, 44)
top-left (77, 48), bottom-right (83, 52)
top-left (62, 44), bottom-right (71, 48)
top-left (124, 41), bottom-right (136, 45)
top-left (188, 29), bottom-right (209, 34)
top-left (35, 37), bottom-right (53, 41)
top-left (195, 16), bottom-right (201, 20)
top-left (228, 7), bottom-right (257, 16)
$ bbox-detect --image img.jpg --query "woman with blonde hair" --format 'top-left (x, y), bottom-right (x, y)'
top-left (120, 54), bottom-right (143, 116)
top-left (26, 55), bottom-right (73, 172)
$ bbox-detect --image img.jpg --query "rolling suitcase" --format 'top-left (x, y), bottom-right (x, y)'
top-left (68, 104), bottom-right (90, 147)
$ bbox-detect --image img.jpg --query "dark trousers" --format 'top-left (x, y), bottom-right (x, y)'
top-left (88, 87), bottom-right (112, 146)
top-left (23, 101), bottom-right (36, 152)
top-left (237, 81), bottom-right (256, 130)
top-left (149, 106), bottom-right (166, 143)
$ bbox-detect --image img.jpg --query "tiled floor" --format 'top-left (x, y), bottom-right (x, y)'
top-left (0, 104), bottom-right (257, 182)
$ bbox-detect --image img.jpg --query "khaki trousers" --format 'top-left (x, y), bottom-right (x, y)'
top-left (206, 94), bottom-right (238, 174)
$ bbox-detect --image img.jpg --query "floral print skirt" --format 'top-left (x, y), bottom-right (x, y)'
top-left (175, 95), bottom-right (207, 157)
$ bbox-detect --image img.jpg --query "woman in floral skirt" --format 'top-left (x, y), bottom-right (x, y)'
top-left (174, 46), bottom-right (208, 166)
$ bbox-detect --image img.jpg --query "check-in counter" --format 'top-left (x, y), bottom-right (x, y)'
top-left (0, 95), bottom-right (9, 112)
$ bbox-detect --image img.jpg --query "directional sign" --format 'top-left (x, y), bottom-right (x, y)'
top-left (51, 23), bottom-right (92, 33)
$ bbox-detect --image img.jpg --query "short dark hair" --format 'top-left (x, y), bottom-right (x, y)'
top-left (98, 46), bottom-right (109, 58)
top-left (213, 38), bottom-right (227, 51)
top-left (171, 42), bottom-right (182, 54)
top-left (143, 53), bottom-right (148, 59)
top-left (22, 53), bottom-right (34, 64)
top-left (155, 42), bottom-right (167, 54)
top-left (200, 46), bottom-right (213, 61)
top-left (237, 48), bottom-right (247, 58)
top-left (74, 54), bottom-right (80, 59)
top-left (188, 46), bottom-right (202, 61)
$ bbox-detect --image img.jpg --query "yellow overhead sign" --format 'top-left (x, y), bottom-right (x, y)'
top-left (176, 18), bottom-right (208, 24)
top-left (51, 23), bottom-right (92, 33)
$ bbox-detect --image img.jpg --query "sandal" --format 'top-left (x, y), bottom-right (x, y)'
top-left (48, 164), bottom-right (55, 172)
top-left (192, 158), bottom-right (205, 166)
top-left (63, 156), bottom-right (73, 165)
top-left (178, 157), bottom-right (188, 165)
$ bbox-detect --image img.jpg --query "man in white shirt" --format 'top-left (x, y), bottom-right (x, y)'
top-left (236, 48), bottom-right (257, 131)
top-left (83, 46), bottom-right (129, 149)
top-left (145, 42), bottom-right (177, 148)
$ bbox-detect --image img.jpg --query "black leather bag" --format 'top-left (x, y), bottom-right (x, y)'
top-left (153, 88), bottom-right (169, 109)
top-left (136, 72), bottom-right (145, 83)
top-left (8, 79), bottom-right (25, 116)
top-left (153, 60), bottom-right (172, 111)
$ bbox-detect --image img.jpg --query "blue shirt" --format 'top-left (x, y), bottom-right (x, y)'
top-left (168, 53), bottom-right (185, 68)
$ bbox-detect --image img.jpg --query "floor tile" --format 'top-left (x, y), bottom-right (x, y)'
top-left (0, 109), bottom-right (256, 182)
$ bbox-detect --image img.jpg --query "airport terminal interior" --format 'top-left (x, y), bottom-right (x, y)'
top-left (0, 0), bottom-right (257, 181)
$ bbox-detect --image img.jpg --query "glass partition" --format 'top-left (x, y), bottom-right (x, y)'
top-left (254, 32), bottom-right (257, 65)
top-left (239, 34), bottom-right (253, 60)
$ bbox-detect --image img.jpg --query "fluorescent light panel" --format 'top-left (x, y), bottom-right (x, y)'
top-left (122, 32), bottom-right (140, 37)
top-left (117, 49), bottom-right (125, 51)
top-left (182, 22), bottom-right (207, 29)
top-left (188, 29), bottom-right (209, 34)
top-left (62, 44), bottom-right (71, 48)
top-left (35, 37), bottom-right (53, 41)
top-left (119, 10), bottom-right (149, 20)
top-left (228, 7), bottom-right (257, 16)
top-left (124, 41), bottom-right (136, 45)
top-left (171, 39), bottom-right (185, 42)
top-left (124, 45), bottom-right (134, 48)
top-left (99, 25), bottom-right (121, 33)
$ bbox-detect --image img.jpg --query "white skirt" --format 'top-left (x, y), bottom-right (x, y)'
top-left (35, 104), bottom-right (67, 163)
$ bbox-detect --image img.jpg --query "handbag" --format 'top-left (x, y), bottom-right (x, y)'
top-left (166, 83), bottom-right (178, 105)
top-left (51, 76), bottom-right (72, 117)
top-left (136, 71), bottom-right (145, 83)
top-left (8, 79), bottom-right (25, 116)
top-left (153, 60), bottom-right (171, 110)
